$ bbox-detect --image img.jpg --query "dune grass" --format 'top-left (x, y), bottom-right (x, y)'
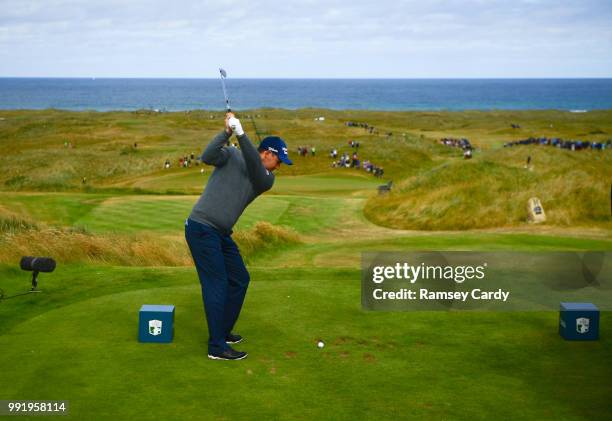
top-left (3, 109), bottom-right (610, 183)
top-left (365, 143), bottom-right (612, 230)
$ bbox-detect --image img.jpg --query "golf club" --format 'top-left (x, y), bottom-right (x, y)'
top-left (218, 67), bottom-right (262, 141)
top-left (219, 68), bottom-right (231, 112)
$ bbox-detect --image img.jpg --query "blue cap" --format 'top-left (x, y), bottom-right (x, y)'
top-left (259, 136), bottom-right (293, 165)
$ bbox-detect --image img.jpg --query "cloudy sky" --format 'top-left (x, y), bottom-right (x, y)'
top-left (1, 0), bottom-right (611, 78)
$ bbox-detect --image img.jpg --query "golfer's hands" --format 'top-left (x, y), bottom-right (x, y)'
top-left (225, 112), bottom-right (244, 136)
top-left (224, 112), bottom-right (234, 134)
top-left (229, 117), bottom-right (244, 136)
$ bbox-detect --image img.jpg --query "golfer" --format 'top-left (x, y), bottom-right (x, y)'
top-left (185, 112), bottom-right (292, 360)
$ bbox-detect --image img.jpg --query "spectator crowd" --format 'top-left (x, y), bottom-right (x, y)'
top-left (297, 146), bottom-right (316, 157)
top-left (331, 151), bottom-right (384, 177)
top-left (345, 121), bottom-right (378, 135)
top-left (439, 137), bottom-right (473, 159)
top-left (504, 137), bottom-right (611, 151)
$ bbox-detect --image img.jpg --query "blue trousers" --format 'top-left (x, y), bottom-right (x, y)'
top-left (184, 218), bottom-right (250, 354)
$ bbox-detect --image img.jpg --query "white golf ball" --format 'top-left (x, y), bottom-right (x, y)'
top-left (317, 340), bottom-right (325, 349)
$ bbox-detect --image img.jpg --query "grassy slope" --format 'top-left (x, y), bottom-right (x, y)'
top-left (1, 109), bottom-right (610, 231)
top-left (365, 146), bottom-right (612, 230)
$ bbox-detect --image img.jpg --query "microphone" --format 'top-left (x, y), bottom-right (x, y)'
top-left (20, 256), bottom-right (56, 291)
top-left (20, 256), bottom-right (56, 273)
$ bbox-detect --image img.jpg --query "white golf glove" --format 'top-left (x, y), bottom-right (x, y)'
top-left (228, 117), bottom-right (244, 136)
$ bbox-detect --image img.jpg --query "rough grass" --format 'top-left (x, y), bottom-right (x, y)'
top-left (233, 221), bottom-right (302, 261)
top-left (0, 219), bottom-right (301, 267)
top-left (4, 108), bottom-right (608, 193)
top-left (0, 206), bottom-right (39, 234)
top-left (0, 226), bottom-right (191, 266)
top-left (365, 145), bottom-right (612, 230)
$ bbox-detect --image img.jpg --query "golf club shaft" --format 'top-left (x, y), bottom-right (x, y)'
top-left (219, 68), bottom-right (231, 112)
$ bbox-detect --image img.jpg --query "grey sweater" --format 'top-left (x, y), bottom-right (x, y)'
top-left (188, 130), bottom-right (275, 235)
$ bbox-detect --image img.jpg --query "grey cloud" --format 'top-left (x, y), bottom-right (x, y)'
top-left (0, 0), bottom-right (610, 77)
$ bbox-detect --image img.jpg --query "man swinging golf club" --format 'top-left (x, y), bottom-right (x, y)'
top-left (185, 112), bottom-right (292, 360)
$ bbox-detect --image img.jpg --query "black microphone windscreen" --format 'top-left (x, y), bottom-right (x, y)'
top-left (20, 256), bottom-right (56, 273)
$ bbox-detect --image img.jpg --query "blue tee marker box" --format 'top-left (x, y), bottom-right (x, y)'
top-left (139, 305), bottom-right (175, 343)
top-left (559, 302), bottom-right (599, 341)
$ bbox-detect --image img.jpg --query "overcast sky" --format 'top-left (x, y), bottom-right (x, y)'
top-left (1, 0), bottom-right (611, 78)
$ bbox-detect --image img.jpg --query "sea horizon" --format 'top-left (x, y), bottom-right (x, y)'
top-left (1, 78), bottom-right (612, 112)
top-left (2, 76), bottom-right (611, 80)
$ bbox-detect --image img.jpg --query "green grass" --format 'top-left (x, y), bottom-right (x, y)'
top-left (0, 109), bottom-right (611, 419)
top-left (0, 192), bottom-right (348, 235)
top-left (0, 264), bottom-right (610, 419)
top-left (0, 192), bottom-right (111, 227)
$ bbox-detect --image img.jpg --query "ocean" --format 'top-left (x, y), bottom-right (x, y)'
top-left (1, 78), bottom-right (611, 111)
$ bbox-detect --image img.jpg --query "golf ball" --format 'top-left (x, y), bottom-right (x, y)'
top-left (317, 340), bottom-right (325, 349)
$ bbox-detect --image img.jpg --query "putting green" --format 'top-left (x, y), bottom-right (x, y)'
top-left (1, 190), bottom-right (356, 235)
top-left (117, 169), bottom-right (383, 196)
top-left (117, 168), bottom-right (211, 193)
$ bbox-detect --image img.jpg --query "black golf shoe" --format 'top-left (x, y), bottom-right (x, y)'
top-left (208, 347), bottom-right (248, 361)
top-left (225, 332), bottom-right (243, 344)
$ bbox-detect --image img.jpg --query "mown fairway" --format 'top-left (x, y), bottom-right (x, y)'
top-left (0, 110), bottom-right (611, 419)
